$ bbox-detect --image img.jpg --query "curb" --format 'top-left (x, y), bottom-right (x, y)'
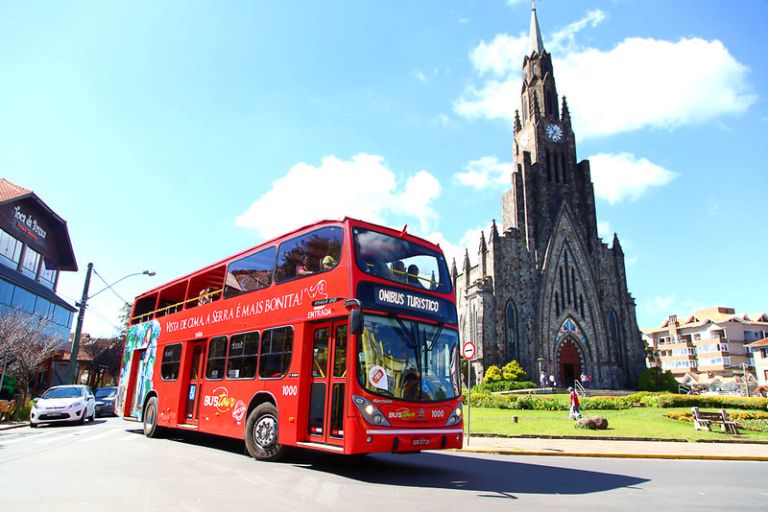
top-left (0, 422), bottom-right (29, 432)
top-left (457, 447), bottom-right (768, 462)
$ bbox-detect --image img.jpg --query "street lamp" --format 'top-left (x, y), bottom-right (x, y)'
top-left (68, 263), bottom-right (155, 384)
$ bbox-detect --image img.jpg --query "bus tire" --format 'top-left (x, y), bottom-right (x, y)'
top-left (245, 403), bottom-right (286, 462)
top-left (142, 397), bottom-right (164, 438)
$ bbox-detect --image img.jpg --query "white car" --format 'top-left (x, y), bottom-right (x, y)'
top-left (30, 385), bottom-right (96, 428)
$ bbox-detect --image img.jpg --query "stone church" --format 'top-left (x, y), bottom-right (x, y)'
top-left (454, 4), bottom-right (645, 389)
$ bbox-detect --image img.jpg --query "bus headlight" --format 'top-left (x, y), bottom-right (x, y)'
top-left (445, 404), bottom-right (463, 426)
top-left (352, 395), bottom-right (391, 427)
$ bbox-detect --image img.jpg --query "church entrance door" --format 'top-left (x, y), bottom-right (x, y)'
top-left (558, 339), bottom-right (581, 388)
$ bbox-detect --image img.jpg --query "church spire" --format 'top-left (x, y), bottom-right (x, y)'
top-left (529, 0), bottom-right (545, 56)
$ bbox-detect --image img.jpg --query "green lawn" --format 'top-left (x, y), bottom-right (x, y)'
top-left (464, 406), bottom-right (768, 442)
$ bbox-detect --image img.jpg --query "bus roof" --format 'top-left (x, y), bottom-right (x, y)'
top-left (132, 217), bottom-right (443, 301)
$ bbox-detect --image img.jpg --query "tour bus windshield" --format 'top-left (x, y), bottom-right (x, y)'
top-left (357, 315), bottom-right (461, 402)
top-left (353, 228), bottom-right (452, 293)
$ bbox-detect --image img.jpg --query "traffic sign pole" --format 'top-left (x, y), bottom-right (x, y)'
top-left (462, 342), bottom-right (476, 447)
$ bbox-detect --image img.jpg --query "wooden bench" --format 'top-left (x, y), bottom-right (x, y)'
top-left (691, 407), bottom-right (740, 434)
top-left (0, 399), bottom-right (16, 421)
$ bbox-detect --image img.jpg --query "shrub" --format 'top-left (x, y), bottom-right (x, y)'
top-left (581, 396), bottom-right (632, 410)
top-left (483, 365), bottom-right (503, 384)
top-left (646, 394), bottom-right (768, 410)
top-left (501, 360), bottom-right (527, 382)
top-left (12, 400), bottom-right (32, 422)
top-left (473, 380), bottom-right (538, 393)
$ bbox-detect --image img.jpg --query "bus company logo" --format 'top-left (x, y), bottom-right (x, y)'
top-left (418, 408), bottom-right (425, 420)
top-left (388, 408), bottom-right (416, 420)
top-left (203, 387), bottom-right (237, 412)
top-left (232, 400), bottom-right (246, 422)
top-left (282, 385), bottom-right (298, 396)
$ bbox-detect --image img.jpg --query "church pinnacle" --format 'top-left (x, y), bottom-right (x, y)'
top-left (529, 0), bottom-right (545, 56)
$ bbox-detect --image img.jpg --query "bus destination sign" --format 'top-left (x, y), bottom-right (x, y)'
top-left (356, 282), bottom-right (458, 325)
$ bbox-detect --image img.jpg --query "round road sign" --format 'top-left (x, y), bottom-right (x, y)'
top-left (462, 342), bottom-right (476, 360)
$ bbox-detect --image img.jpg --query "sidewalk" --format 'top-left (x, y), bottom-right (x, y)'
top-left (460, 434), bottom-right (768, 461)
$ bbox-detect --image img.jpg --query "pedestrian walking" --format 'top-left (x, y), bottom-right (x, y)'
top-left (580, 372), bottom-right (587, 388)
top-left (568, 386), bottom-right (582, 419)
top-left (548, 374), bottom-right (556, 392)
top-left (540, 371), bottom-right (547, 388)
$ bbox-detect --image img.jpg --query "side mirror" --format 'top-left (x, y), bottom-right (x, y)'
top-left (345, 299), bottom-right (363, 336)
top-left (349, 309), bottom-right (363, 336)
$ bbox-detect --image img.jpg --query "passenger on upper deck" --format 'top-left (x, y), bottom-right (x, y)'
top-left (321, 255), bottom-right (338, 271)
top-left (391, 260), bottom-right (406, 282)
top-left (296, 255), bottom-right (314, 276)
top-left (407, 264), bottom-right (424, 288)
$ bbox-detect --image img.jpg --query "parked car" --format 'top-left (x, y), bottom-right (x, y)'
top-left (94, 386), bottom-right (117, 417)
top-left (29, 385), bottom-right (96, 428)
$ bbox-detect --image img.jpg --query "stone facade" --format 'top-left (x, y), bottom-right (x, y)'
top-left (454, 5), bottom-right (645, 389)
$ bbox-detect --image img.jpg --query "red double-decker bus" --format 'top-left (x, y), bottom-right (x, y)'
top-left (116, 218), bottom-right (462, 461)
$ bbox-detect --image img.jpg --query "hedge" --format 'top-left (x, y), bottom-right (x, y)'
top-left (472, 380), bottom-right (538, 393)
top-left (464, 391), bottom-right (768, 412)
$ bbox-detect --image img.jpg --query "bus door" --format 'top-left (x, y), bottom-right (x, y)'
top-left (183, 341), bottom-right (206, 425)
top-left (308, 321), bottom-right (348, 446)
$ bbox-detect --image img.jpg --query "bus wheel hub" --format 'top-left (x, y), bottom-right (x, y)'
top-left (254, 416), bottom-right (277, 447)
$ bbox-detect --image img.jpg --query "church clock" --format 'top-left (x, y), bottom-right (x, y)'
top-left (546, 123), bottom-right (563, 142)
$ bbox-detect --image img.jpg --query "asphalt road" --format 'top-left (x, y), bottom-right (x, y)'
top-left (1, 417), bottom-right (766, 511)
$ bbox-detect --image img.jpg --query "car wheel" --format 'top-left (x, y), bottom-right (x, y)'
top-left (88, 408), bottom-right (95, 422)
top-left (142, 397), bottom-right (164, 438)
top-left (244, 403), bottom-right (286, 462)
top-left (30, 422), bottom-right (38, 429)
top-left (78, 409), bottom-right (87, 424)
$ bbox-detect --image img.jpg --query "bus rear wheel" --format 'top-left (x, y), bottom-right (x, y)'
top-left (245, 403), bottom-right (286, 462)
top-left (143, 397), bottom-right (164, 438)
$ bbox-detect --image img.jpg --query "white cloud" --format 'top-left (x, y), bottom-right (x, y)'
top-left (455, 11), bottom-right (756, 138)
top-left (641, 295), bottom-right (699, 328)
top-left (505, 0), bottom-right (528, 5)
top-left (429, 225), bottom-right (488, 270)
top-left (597, 220), bottom-right (612, 239)
top-left (413, 69), bottom-right (428, 83)
top-left (453, 156), bottom-right (514, 190)
top-left (236, 154), bottom-right (441, 239)
top-left (588, 152), bottom-right (676, 204)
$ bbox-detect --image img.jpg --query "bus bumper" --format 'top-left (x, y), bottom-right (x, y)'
top-left (362, 427), bottom-right (464, 453)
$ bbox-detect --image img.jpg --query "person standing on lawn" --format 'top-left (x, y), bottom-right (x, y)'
top-left (568, 386), bottom-right (582, 419)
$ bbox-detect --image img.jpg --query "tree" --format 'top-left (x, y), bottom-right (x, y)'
top-left (81, 335), bottom-right (123, 389)
top-left (501, 360), bottom-right (527, 382)
top-left (637, 367), bottom-right (678, 392)
top-left (0, 309), bottom-right (62, 402)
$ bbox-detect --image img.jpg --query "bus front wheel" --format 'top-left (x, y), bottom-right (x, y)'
top-left (143, 397), bottom-right (165, 438)
top-left (245, 403), bottom-right (286, 462)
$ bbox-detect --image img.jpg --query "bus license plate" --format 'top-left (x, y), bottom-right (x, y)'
top-left (412, 438), bottom-right (430, 446)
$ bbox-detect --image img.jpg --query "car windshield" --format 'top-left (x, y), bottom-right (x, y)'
top-left (42, 387), bottom-right (83, 399)
top-left (353, 227), bottom-right (452, 293)
top-left (357, 315), bottom-right (460, 402)
top-left (94, 388), bottom-right (116, 398)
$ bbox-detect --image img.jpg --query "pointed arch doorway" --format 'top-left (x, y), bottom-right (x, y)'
top-left (558, 338), bottom-right (582, 388)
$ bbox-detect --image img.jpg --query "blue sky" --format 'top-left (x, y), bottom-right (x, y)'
top-left (1, 0), bottom-right (765, 337)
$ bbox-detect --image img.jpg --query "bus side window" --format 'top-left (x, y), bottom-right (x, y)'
top-left (206, 337), bottom-right (228, 380)
top-left (259, 327), bottom-right (293, 379)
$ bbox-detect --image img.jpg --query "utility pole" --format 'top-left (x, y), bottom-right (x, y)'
top-left (68, 263), bottom-right (93, 385)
